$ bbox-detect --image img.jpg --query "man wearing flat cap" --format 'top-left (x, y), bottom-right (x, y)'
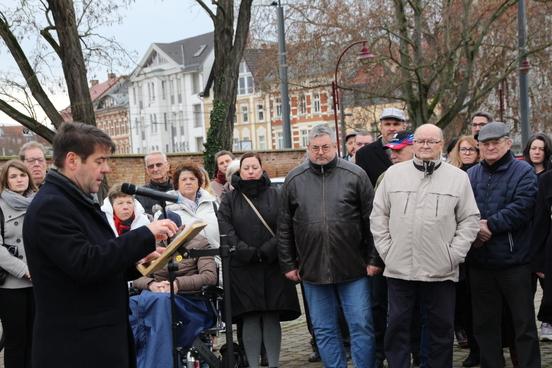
top-left (467, 122), bottom-right (541, 367)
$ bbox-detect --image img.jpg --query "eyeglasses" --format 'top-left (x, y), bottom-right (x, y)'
top-left (413, 139), bottom-right (441, 146)
top-left (146, 162), bottom-right (165, 170)
top-left (471, 123), bottom-right (487, 128)
top-left (25, 158), bottom-right (45, 164)
top-left (459, 147), bottom-right (477, 153)
top-left (309, 145), bottom-right (332, 153)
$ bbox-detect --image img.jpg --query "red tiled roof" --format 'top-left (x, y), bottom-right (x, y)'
top-left (59, 75), bottom-right (123, 122)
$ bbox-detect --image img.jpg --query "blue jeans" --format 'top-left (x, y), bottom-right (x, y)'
top-left (303, 277), bottom-right (375, 368)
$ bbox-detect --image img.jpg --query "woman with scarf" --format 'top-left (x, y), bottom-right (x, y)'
top-left (217, 152), bottom-right (300, 368)
top-left (210, 150), bottom-right (235, 203)
top-left (0, 159), bottom-right (37, 368)
top-left (100, 184), bottom-right (151, 237)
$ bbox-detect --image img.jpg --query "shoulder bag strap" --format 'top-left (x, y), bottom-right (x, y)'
top-left (0, 204), bottom-right (4, 242)
top-left (241, 193), bottom-right (275, 237)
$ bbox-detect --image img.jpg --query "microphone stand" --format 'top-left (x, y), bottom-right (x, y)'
top-left (184, 234), bottom-right (234, 368)
top-left (159, 200), bottom-right (181, 368)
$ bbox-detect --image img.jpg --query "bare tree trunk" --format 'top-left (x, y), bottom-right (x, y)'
top-left (47, 0), bottom-right (96, 126)
top-left (198, 0), bottom-right (253, 176)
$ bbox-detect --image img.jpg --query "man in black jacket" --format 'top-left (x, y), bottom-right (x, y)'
top-left (355, 107), bottom-right (407, 186)
top-left (279, 124), bottom-right (376, 368)
top-left (136, 151), bottom-right (173, 215)
top-left (23, 122), bottom-right (177, 368)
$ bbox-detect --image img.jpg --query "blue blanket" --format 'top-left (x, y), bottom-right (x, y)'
top-left (130, 291), bottom-right (216, 368)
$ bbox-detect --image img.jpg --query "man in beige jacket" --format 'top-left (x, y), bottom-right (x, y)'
top-left (370, 124), bottom-right (480, 368)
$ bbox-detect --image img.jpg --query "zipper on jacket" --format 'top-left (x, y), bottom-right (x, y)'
top-left (446, 243), bottom-right (454, 272)
top-left (404, 193), bottom-right (410, 214)
top-left (321, 165), bottom-right (332, 282)
top-left (508, 232), bottom-right (514, 252)
top-left (435, 195), bottom-right (440, 217)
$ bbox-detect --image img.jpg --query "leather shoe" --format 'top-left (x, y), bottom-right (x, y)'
top-left (462, 351), bottom-right (480, 367)
top-left (308, 351), bottom-right (321, 363)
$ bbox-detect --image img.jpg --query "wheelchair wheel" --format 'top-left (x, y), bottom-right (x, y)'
top-left (220, 342), bottom-right (244, 368)
top-left (0, 318), bottom-right (4, 352)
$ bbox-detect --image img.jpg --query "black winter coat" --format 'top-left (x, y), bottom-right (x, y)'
top-left (217, 172), bottom-right (301, 322)
top-left (23, 170), bottom-right (155, 368)
top-left (532, 170), bottom-right (552, 321)
top-left (278, 156), bottom-right (375, 284)
top-left (355, 138), bottom-right (392, 186)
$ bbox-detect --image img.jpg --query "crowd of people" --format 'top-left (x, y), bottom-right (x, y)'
top-left (0, 112), bottom-right (551, 368)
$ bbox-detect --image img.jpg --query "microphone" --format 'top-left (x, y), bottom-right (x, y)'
top-left (121, 183), bottom-right (179, 203)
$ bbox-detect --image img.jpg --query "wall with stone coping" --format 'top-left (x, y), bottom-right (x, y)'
top-left (0, 149), bottom-right (306, 187)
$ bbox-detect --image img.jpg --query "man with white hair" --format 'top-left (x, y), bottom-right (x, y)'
top-left (371, 123), bottom-right (480, 367)
top-left (136, 151), bottom-right (173, 215)
top-left (19, 141), bottom-right (48, 187)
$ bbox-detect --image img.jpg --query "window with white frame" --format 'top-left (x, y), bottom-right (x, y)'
top-left (258, 135), bottom-right (266, 150)
top-left (241, 105), bottom-right (249, 123)
top-left (161, 81), bottom-right (166, 100)
top-left (193, 104), bottom-right (202, 128)
top-left (233, 137), bottom-right (240, 151)
top-left (300, 129), bottom-right (309, 147)
top-left (177, 78), bottom-right (182, 103)
top-left (313, 93), bottom-right (320, 113)
top-left (299, 94), bottom-right (306, 115)
top-left (277, 132), bottom-right (283, 149)
top-left (170, 79), bottom-right (175, 105)
top-left (257, 104), bottom-right (264, 121)
top-left (237, 61), bottom-right (254, 95)
top-left (164, 113), bottom-right (168, 131)
top-left (275, 98), bottom-right (282, 117)
top-left (192, 73), bottom-right (201, 94)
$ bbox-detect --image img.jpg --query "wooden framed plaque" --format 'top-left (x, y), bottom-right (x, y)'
top-left (136, 221), bottom-right (208, 276)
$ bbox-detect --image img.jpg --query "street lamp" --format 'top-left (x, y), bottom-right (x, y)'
top-left (332, 41), bottom-right (374, 156)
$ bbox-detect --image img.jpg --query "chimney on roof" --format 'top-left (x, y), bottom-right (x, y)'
top-left (108, 72), bottom-right (116, 79)
top-left (90, 79), bottom-right (99, 87)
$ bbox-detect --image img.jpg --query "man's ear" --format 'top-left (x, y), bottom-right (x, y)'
top-left (65, 152), bottom-right (80, 170)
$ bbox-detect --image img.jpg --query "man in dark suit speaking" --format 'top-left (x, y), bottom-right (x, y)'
top-left (23, 122), bottom-right (177, 368)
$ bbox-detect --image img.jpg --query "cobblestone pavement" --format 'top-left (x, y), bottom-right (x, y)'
top-left (1, 285), bottom-right (551, 368)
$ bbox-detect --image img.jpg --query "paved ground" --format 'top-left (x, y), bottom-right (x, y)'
top-left (2, 285), bottom-right (551, 367)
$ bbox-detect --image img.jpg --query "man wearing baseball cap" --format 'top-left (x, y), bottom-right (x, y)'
top-left (356, 108), bottom-right (407, 186)
top-left (355, 108), bottom-right (407, 367)
top-left (467, 122), bottom-right (540, 367)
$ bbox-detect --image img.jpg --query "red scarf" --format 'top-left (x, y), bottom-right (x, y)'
top-left (214, 169), bottom-right (227, 185)
top-left (113, 214), bottom-right (134, 236)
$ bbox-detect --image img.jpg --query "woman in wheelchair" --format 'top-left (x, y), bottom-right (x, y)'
top-left (130, 233), bottom-right (218, 368)
top-left (101, 184), bottom-right (150, 235)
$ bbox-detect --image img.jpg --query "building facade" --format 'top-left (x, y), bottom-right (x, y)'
top-left (128, 32), bottom-right (214, 154)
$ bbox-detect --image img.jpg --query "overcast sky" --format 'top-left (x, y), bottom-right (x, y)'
top-left (0, 0), bottom-right (216, 125)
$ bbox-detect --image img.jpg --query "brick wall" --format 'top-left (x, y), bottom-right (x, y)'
top-left (0, 149), bottom-right (306, 187)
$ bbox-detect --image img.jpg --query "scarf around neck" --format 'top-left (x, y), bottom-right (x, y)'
top-left (0, 189), bottom-right (34, 211)
top-left (113, 214), bottom-right (134, 236)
